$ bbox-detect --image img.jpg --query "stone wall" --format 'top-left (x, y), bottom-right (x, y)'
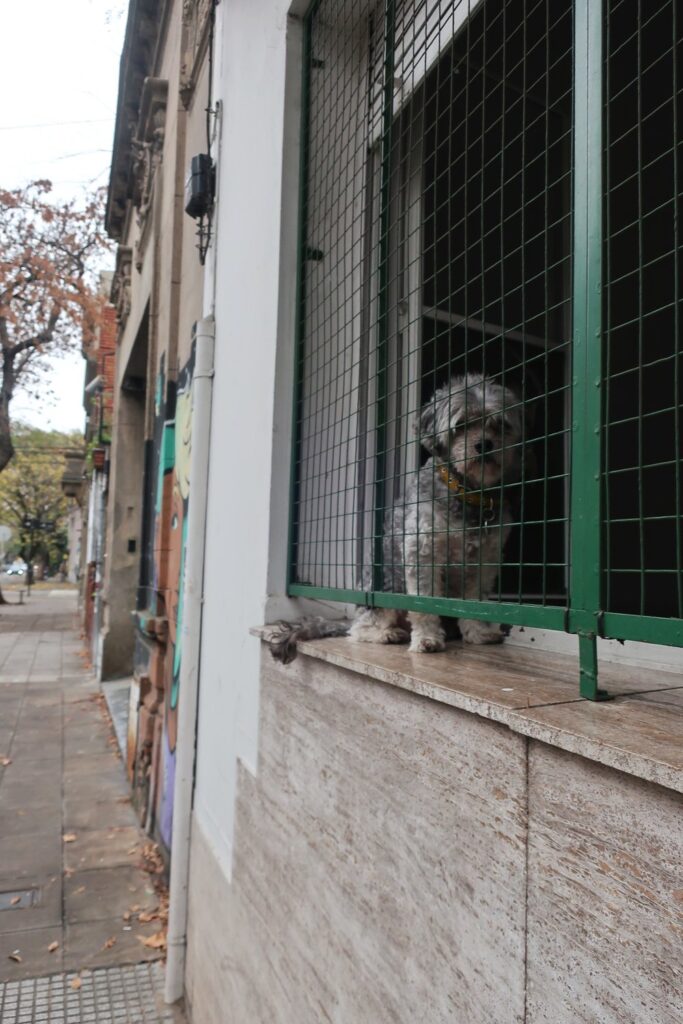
top-left (185, 653), bottom-right (683, 1024)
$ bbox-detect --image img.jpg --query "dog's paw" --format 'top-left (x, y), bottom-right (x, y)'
top-left (409, 634), bottom-right (447, 654)
top-left (385, 627), bottom-right (410, 645)
top-left (349, 624), bottom-right (409, 645)
top-left (460, 619), bottom-right (504, 645)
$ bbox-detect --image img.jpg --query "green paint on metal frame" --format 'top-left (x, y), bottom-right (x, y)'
top-left (287, 0), bottom-right (681, 698)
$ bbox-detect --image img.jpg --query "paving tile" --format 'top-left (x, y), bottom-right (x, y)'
top-left (10, 725), bottom-right (62, 745)
top-left (0, 925), bottom-right (63, 980)
top-left (0, 834), bottom-right (62, 880)
top-left (0, 875), bottom-right (61, 934)
top-left (5, 744), bottom-right (62, 766)
top-left (0, 698), bottom-right (22, 715)
top-left (64, 917), bottom-right (163, 971)
top-left (63, 734), bottom-right (112, 758)
top-left (63, 828), bottom-right (142, 872)
top-left (0, 774), bottom-right (62, 811)
top-left (17, 697), bottom-right (62, 712)
top-left (63, 797), bottom-right (138, 833)
top-left (63, 718), bottom-right (111, 738)
top-left (0, 963), bottom-right (181, 1024)
top-left (0, 805), bottom-right (62, 839)
top-left (63, 754), bottom-right (123, 780)
top-left (16, 706), bottom-right (62, 725)
top-left (64, 867), bottom-right (157, 924)
top-left (63, 773), bottom-right (128, 806)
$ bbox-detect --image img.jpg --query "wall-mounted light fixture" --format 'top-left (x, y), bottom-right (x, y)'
top-left (185, 153), bottom-right (215, 264)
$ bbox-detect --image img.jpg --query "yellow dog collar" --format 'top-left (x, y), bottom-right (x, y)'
top-left (436, 463), bottom-right (497, 517)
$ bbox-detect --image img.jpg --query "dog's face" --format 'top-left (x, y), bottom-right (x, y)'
top-left (418, 374), bottom-right (524, 488)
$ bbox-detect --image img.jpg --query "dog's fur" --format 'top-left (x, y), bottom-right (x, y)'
top-left (267, 373), bottom-right (523, 662)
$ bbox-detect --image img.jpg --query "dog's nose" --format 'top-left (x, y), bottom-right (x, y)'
top-left (474, 438), bottom-right (494, 454)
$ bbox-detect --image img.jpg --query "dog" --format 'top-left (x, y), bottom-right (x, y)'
top-left (267, 373), bottom-right (523, 662)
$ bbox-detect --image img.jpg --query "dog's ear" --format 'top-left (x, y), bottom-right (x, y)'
top-left (416, 400), bottom-right (438, 454)
top-left (417, 398), bottom-right (452, 456)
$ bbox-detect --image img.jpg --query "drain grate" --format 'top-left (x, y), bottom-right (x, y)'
top-left (0, 963), bottom-right (181, 1023)
top-left (0, 890), bottom-right (38, 912)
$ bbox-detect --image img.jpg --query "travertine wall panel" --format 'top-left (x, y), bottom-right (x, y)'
top-left (527, 743), bottom-right (683, 1023)
top-left (187, 655), bottom-right (528, 1024)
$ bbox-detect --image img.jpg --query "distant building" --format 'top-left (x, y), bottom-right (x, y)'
top-left (102, 0), bottom-right (209, 858)
top-left (80, 274), bottom-right (117, 670)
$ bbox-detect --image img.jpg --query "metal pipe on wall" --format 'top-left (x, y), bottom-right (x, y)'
top-left (164, 318), bottom-right (215, 1004)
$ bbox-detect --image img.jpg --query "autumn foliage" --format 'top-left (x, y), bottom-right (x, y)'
top-left (0, 180), bottom-right (109, 471)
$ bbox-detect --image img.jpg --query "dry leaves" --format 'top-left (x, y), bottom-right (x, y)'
top-left (138, 931), bottom-right (166, 950)
top-left (138, 908), bottom-right (158, 924)
top-left (10, 896), bottom-right (21, 906)
top-left (48, 941), bottom-right (59, 953)
top-left (63, 833), bottom-right (77, 843)
top-left (70, 977), bottom-right (82, 991)
top-left (102, 936), bottom-right (116, 950)
top-left (8, 950), bottom-right (22, 963)
top-left (73, 885), bottom-right (86, 895)
top-left (139, 842), bottom-right (165, 875)
top-left (1, 757), bottom-right (12, 766)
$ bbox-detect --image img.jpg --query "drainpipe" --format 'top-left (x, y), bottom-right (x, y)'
top-left (164, 318), bottom-right (214, 1005)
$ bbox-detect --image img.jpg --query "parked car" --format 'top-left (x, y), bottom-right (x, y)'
top-left (4, 562), bottom-right (27, 576)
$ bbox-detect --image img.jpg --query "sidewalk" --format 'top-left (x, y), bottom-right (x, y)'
top-left (0, 592), bottom-right (183, 1022)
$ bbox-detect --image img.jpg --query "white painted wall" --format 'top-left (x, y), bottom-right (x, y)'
top-left (193, 0), bottom-right (308, 879)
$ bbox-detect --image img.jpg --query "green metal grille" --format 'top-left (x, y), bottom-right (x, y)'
top-left (289, 0), bottom-right (683, 694)
top-left (602, 0), bottom-right (683, 648)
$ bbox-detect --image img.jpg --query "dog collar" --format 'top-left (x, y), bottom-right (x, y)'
top-left (436, 463), bottom-right (498, 519)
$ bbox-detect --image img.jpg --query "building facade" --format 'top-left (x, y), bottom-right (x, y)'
top-left (103, 0), bottom-right (211, 858)
top-left (105, 1), bottom-right (683, 1021)
top-left (80, 276), bottom-right (117, 668)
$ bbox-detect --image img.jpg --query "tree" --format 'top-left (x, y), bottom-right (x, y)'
top-left (0, 425), bottom-right (81, 588)
top-left (0, 181), bottom-right (107, 471)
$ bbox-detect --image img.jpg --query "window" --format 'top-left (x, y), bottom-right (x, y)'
top-left (289, 0), bottom-right (683, 697)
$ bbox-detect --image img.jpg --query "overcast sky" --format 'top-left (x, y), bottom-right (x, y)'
top-left (0, 0), bottom-right (126, 433)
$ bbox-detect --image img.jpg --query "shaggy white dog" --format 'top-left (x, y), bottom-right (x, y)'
top-left (267, 373), bottom-right (523, 661)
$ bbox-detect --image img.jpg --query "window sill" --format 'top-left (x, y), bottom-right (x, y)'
top-left (253, 628), bottom-right (683, 794)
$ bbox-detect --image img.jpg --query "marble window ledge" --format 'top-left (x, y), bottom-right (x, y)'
top-left (253, 628), bottom-right (683, 794)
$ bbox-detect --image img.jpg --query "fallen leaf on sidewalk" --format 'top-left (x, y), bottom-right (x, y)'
top-left (48, 941), bottom-right (59, 953)
top-left (1, 757), bottom-right (11, 766)
top-left (8, 951), bottom-right (22, 963)
top-left (10, 896), bottom-right (21, 906)
top-left (73, 885), bottom-right (86, 895)
top-left (123, 910), bottom-right (132, 922)
top-left (138, 931), bottom-right (166, 950)
top-left (138, 908), bottom-right (159, 923)
top-left (70, 977), bottom-right (82, 991)
top-left (102, 936), bottom-right (116, 950)
top-left (63, 833), bottom-right (77, 843)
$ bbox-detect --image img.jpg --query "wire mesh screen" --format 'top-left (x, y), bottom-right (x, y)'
top-left (292, 0), bottom-right (574, 618)
top-left (603, 0), bottom-right (683, 623)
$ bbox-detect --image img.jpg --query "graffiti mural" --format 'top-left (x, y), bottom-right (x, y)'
top-left (158, 349), bottom-right (193, 848)
top-left (131, 342), bottom-right (195, 860)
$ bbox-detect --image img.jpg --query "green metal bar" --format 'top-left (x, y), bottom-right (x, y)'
top-left (578, 633), bottom-right (601, 700)
top-left (372, 0), bottom-right (395, 593)
top-left (289, 583), bottom-right (567, 630)
top-left (570, 0), bottom-right (609, 700)
top-left (602, 613), bottom-right (683, 649)
top-left (286, 12), bottom-right (313, 589)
